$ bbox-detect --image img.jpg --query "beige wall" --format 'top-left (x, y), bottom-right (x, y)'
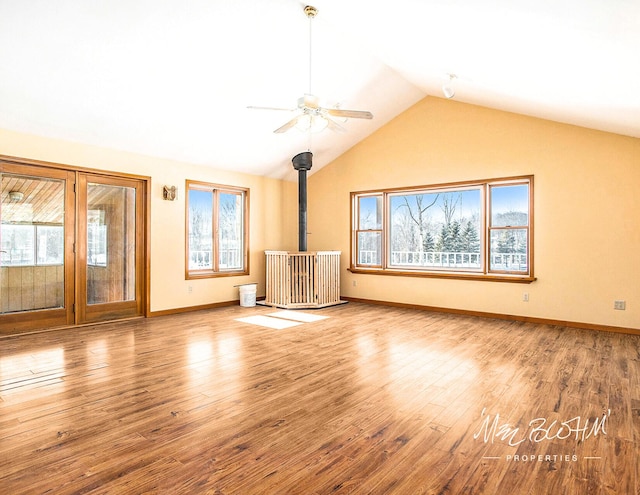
top-left (307, 97), bottom-right (640, 330)
top-left (3, 95), bottom-right (639, 330)
top-left (0, 128), bottom-right (298, 312)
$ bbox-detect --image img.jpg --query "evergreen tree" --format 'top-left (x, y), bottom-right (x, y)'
top-left (436, 224), bottom-right (448, 252)
top-left (461, 221), bottom-right (480, 253)
top-left (424, 230), bottom-right (435, 251)
top-left (497, 231), bottom-right (516, 253)
top-left (449, 220), bottom-right (462, 252)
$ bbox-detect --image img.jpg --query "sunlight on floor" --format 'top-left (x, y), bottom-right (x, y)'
top-left (234, 310), bottom-right (329, 329)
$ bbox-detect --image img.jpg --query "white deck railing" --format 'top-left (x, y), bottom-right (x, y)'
top-left (359, 250), bottom-right (527, 270)
top-left (190, 248), bottom-right (241, 269)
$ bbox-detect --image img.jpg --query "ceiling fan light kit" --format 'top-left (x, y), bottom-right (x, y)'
top-left (295, 113), bottom-right (329, 133)
top-left (248, 5), bottom-right (373, 134)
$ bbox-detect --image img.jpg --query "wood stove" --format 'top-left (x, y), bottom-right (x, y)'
top-left (262, 152), bottom-right (344, 309)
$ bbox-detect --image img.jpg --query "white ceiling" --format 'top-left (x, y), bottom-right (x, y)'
top-left (1, 0), bottom-right (638, 181)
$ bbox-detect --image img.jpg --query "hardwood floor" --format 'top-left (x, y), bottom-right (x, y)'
top-left (1, 302), bottom-right (639, 494)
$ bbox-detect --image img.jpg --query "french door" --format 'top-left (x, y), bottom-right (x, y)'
top-left (0, 159), bottom-right (147, 335)
top-left (0, 164), bottom-right (75, 333)
top-left (76, 173), bottom-right (145, 324)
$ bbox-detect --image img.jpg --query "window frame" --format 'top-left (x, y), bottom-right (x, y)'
top-left (185, 180), bottom-right (250, 279)
top-left (487, 181), bottom-right (530, 275)
top-left (353, 193), bottom-right (384, 268)
top-left (350, 175), bottom-right (534, 283)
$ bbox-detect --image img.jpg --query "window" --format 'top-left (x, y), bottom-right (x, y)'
top-left (186, 180), bottom-right (249, 278)
top-left (87, 209), bottom-right (107, 267)
top-left (1, 224), bottom-right (64, 266)
top-left (488, 183), bottom-right (530, 273)
top-left (355, 195), bottom-right (383, 266)
top-left (351, 176), bottom-right (533, 281)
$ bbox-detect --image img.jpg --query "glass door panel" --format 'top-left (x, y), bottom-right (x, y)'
top-left (1, 175), bottom-right (65, 312)
top-left (86, 182), bottom-right (136, 304)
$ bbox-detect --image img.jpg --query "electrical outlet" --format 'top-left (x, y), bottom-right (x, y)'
top-left (188, 285), bottom-right (193, 294)
top-left (352, 280), bottom-right (357, 287)
top-left (523, 292), bottom-right (529, 302)
top-left (614, 300), bottom-right (626, 310)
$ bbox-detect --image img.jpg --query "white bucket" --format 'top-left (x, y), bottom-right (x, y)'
top-left (238, 283), bottom-right (257, 307)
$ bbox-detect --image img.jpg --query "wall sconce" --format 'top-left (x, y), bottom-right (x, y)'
top-left (162, 185), bottom-right (177, 201)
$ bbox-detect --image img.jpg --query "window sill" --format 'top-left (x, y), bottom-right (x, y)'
top-left (186, 270), bottom-right (249, 280)
top-left (348, 267), bottom-right (536, 284)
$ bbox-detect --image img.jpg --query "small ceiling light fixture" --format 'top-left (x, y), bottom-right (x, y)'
top-left (8, 191), bottom-right (24, 202)
top-left (442, 73), bottom-right (457, 99)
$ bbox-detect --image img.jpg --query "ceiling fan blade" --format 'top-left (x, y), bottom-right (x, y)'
top-left (273, 116), bottom-right (300, 134)
top-left (326, 117), bottom-right (347, 133)
top-left (327, 108), bottom-right (373, 119)
top-left (247, 105), bottom-right (295, 112)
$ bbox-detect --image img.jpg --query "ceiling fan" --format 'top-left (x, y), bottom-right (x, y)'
top-left (247, 5), bottom-right (373, 134)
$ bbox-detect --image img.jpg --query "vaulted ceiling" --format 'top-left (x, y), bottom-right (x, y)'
top-left (1, 0), bottom-right (638, 181)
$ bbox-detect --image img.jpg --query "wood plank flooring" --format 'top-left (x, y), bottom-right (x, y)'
top-left (1, 302), bottom-right (639, 494)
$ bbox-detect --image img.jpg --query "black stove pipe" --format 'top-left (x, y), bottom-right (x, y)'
top-left (292, 151), bottom-right (313, 252)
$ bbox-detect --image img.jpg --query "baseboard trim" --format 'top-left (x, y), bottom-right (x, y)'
top-left (341, 297), bottom-right (640, 336)
top-left (149, 300), bottom-right (238, 317)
